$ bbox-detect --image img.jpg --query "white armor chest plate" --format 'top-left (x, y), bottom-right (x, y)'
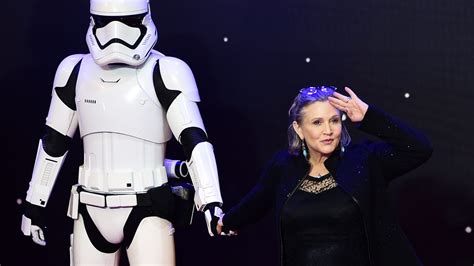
top-left (75, 54), bottom-right (170, 193)
top-left (75, 54), bottom-right (171, 144)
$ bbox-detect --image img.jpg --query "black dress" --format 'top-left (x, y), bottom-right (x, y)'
top-left (224, 107), bottom-right (432, 266)
top-left (281, 173), bottom-right (370, 266)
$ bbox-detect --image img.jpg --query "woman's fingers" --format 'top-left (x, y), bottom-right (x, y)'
top-left (332, 92), bottom-right (351, 103)
top-left (328, 95), bottom-right (349, 108)
top-left (329, 99), bottom-right (353, 117)
top-left (344, 87), bottom-right (358, 100)
top-left (329, 97), bottom-right (357, 120)
top-left (328, 98), bottom-right (346, 111)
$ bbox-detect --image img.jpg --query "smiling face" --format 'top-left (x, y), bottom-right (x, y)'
top-left (293, 101), bottom-right (342, 160)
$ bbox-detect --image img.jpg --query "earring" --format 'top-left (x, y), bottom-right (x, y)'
top-left (302, 139), bottom-right (309, 159)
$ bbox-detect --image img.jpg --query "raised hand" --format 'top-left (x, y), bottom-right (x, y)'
top-left (328, 87), bottom-right (369, 122)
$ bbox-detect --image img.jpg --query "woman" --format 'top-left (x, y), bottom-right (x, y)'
top-left (218, 86), bottom-right (432, 266)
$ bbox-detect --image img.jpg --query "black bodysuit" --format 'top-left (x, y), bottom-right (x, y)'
top-left (281, 173), bottom-right (370, 266)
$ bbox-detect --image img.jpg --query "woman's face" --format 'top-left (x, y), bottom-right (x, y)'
top-left (293, 101), bottom-right (342, 158)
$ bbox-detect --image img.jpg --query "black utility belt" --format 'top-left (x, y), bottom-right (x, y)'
top-left (73, 183), bottom-right (196, 227)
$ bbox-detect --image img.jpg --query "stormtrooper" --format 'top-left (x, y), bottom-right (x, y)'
top-left (21, 0), bottom-right (223, 264)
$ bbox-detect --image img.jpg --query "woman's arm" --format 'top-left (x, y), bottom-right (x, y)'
top-left (329, 87), bottom-right (433, 182)
top-left (357, 106), bottom-right (433, 181)
top-left (221, 152), bottom-right (284, 231)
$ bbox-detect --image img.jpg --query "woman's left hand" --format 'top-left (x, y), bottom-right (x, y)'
top-left (328, 87), bottom-right (369, 122)
top-left (216, 214), bottom-right (238, 236)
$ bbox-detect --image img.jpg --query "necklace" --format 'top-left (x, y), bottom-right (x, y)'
top-left (312, 172), bottom-right (330, 179)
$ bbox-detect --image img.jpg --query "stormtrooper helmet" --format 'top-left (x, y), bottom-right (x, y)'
top-left (86, 0), bottom-right (158, 66)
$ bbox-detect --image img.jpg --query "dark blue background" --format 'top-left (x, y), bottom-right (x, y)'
top-left (2, 0), bottom-right (473, 265)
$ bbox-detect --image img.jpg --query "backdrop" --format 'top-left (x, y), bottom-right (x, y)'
top-left (2, 0), bottom-right (473, 265)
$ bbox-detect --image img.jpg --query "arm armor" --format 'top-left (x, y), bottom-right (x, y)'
top-left (24, 55), bottom-right (83, 207)
top-left (25, 139), bottom-right (68, 206)
top-left (155, 56), bottom-right (223, 211)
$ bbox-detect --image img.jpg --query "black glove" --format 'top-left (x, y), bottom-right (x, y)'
top-left (203, 202), bottom-right (223, 236)
top-left (22, 201), bottom-right (47, 246)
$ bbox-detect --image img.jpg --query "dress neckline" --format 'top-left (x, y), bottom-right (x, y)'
top-left (308, 172), bottom-right (332, 180)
